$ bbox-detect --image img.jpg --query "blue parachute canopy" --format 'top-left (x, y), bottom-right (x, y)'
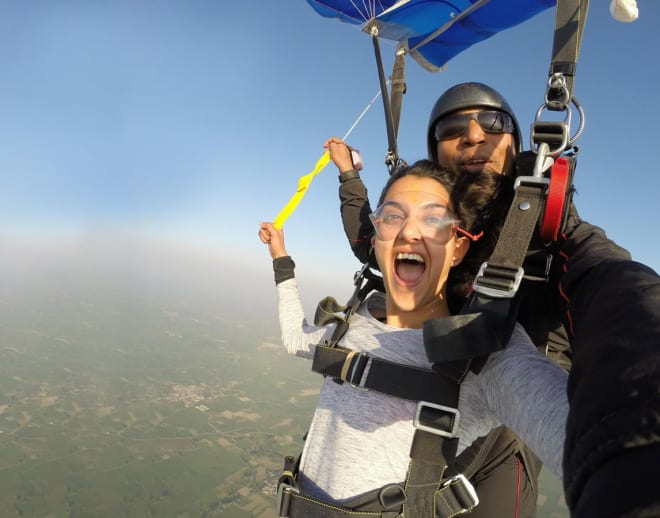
top-left (307, 0), bottom-right (556, 71)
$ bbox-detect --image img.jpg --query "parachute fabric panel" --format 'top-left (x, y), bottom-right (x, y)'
top-left (306, 0), bottom-right (557, 71)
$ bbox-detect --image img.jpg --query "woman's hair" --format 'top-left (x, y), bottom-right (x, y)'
top-left (446, 170), bottom-right (513, 313)
top-left (376, 160), bottom-right (514, 314)
top-left (376, 159), bottom-right (455, 207)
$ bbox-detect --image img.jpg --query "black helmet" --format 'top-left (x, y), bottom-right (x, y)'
top-left (427, 82), bottom-right (522, 162)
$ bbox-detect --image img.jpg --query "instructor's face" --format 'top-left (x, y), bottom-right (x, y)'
top-left (435, 109), bottom-right (516, 176)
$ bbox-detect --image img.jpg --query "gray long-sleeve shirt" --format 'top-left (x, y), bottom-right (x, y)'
top-left (276, 277), bottom-right (568, 503)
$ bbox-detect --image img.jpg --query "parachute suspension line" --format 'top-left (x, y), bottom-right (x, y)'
top-left (326, 0), bottom-right (380, 23)
top-left (341, 87), bottom-right (383, 141)
top-left (345, 0), bottom-right (372, 23)
top-left (371, 27), bottom-right (400, 174)
top-left (272, 87), bottom-right (384, 229)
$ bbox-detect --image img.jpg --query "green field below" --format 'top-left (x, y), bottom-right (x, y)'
top-left (0, 275), bottom-right (567, 517)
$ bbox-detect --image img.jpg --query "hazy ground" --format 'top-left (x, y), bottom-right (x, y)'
top-left (0, 235), bottom-right (568, 517)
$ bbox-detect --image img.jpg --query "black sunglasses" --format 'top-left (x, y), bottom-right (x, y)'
top-left (434, 110), bottom-right (515, 141)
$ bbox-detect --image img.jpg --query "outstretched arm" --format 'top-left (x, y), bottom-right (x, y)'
top-left (479, 323), bottom-right (569, 479)
top-left (556, 207), bottom-right (660, 516)
top-left (259, 222), bottom-right (333, 359)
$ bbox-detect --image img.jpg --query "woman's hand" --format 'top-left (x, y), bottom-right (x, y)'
top-left (258, 222), bottom-right (288, 259)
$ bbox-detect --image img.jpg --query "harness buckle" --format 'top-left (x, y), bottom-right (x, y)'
top-left (514, 174), bottom-right (550, 191)
top-left (523, 252), bottom-right (553, 282)
top-left (276, 482), bottom-right (299, 518)
top-left (378, 483), bottom-right (407, 509)
top-left (340, 351), bottom-right (371, 390)
top-left (413, 401), bottom-right (460, 438)
top-left (472, 262), bottom-right (524, 299)
top-left (435, 474), bottom-right (479, 516)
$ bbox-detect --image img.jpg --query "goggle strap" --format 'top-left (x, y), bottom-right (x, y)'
top-left (456, 227), bottom-right (483, 242)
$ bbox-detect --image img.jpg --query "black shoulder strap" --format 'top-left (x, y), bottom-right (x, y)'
top-left (423, 176), bottom-right (544, 370)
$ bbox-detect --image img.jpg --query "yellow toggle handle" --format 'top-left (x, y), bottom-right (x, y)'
top-left (273, 151), bottom-right (331, 229)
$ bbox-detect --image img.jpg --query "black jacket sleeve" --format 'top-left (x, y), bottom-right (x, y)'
top-left (338, 175), bottom-right (374, 264)
top-left (556, 204), bottom-right (660, 516)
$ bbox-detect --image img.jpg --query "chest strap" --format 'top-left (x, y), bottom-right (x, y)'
top-left (312, 345), bottom-right (467, 407)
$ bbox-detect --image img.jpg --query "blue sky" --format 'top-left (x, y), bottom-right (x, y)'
top-left (1, 1), bottom-right (658, 299)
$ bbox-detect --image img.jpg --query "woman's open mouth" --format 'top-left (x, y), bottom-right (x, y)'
top-left (394, 252), bottom-right (426, 285)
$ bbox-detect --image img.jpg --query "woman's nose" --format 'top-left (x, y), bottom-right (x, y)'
top-left (399, 217), bottom-right (422, 241)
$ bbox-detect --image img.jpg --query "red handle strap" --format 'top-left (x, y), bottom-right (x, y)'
top-left (540, 156), bottom-right (569, 242)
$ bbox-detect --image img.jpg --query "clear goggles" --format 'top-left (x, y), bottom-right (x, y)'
top-left (434, 110), bottom-right (515, 141)
top-left (369, 201), bottom-right (482, 243)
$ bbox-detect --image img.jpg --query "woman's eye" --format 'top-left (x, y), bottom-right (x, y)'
top-left (423, 215), bottom-right (447, 227)
top-left (382, 213), bottom-right (405, 224)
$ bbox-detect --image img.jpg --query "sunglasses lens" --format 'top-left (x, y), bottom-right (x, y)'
top-left (477, 111), bottom-right (511, 133)
top-left (434, 111), bottom-right (514, 141)
top-left (434, 116), bottom-right (467, 140)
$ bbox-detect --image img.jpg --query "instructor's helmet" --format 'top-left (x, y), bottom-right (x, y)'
top-left (427, 82), bottom-right (523, 162)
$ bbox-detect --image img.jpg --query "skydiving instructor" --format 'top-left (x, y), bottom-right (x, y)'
top-left (326, 82), bottom-right (660, 517)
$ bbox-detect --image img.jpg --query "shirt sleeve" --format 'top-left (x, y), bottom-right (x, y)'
top-left (276, 278), bottom-right (333, 359)
top-left (478, 323), bottom-right (569, 479)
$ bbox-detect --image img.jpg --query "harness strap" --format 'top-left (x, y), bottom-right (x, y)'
top-left (424, 176), bottom-right (547, 370)
top-left (314, 261), bottom-right (383, 346)
top-left (279, 488), bottom-right (398, 517)
top-left (403, 429), bottom-right (459, 516)
top-left (312, 345), bottom-right (462, 406)
top-left (548, 0), bottom-right (589, 106)
top-left (423, 307), bottom-right (516, 365)
top-left (284, 344), bottom-right (482, 517)
top-left (310, 342), bottom-right (474, 518)
top-left (481, 182), bottom-right (547, 281)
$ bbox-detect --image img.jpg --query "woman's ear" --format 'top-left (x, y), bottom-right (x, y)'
top-left (451, 237), bottom-right (470, 266)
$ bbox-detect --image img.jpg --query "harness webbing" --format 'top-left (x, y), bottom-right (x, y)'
top-left (314, 261), bottom-right (384, 346)
top-left (423, 177), bottom-right (546, 373)
top-left (308, 342), bottom-right (475, 518)
top-left (548, 0), bottom-right (589, 105)
top-left (312, 346), bottom-right (462, 406)
top-left (481, 183), bottom-right (547, 283)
